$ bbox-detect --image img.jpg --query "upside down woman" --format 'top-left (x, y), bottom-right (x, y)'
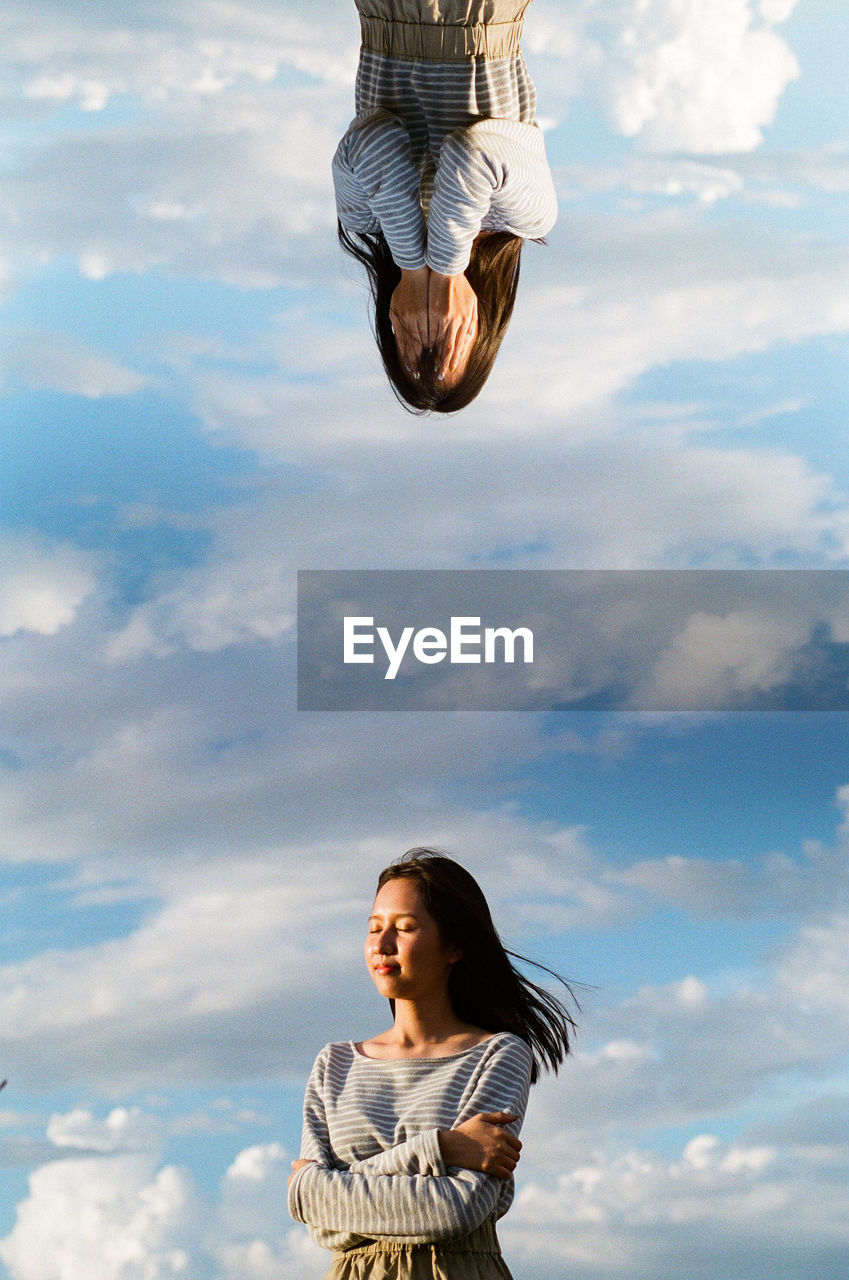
top-left (287, 849), bottom-right (577, 1278)
top-left (334, 2), bottom-right (557, 413)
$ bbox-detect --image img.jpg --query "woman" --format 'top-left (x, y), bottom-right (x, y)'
top-left (288, 848), bottom-right (577, 1278)
top-left (334, 2), bottom-right (558, 413)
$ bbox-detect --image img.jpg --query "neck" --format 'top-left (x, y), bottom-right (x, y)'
top-left (389, 993), bottom-right (465, 1049)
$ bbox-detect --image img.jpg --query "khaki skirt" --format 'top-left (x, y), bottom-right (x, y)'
top-left (324, 1218), bottom-right (514, 1280)
top-left (355, 0), bottom-right (535, 60)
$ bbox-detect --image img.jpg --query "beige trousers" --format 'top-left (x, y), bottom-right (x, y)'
top-left (324, 1218), bottom-right (514, 1280)
top-left (354, 0), bottom-right (535, 60)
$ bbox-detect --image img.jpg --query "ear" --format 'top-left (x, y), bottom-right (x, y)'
top-left (447, 946), bottom-right (462, 966)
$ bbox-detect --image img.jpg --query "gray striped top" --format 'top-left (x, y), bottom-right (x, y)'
top-left (287, 1031), bottom-right (533, 1250)
top-left (333, 49), bottom-right (557, 274)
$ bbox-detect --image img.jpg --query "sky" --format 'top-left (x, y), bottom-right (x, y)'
top-left (0, 0), bottom-right (848, 1277)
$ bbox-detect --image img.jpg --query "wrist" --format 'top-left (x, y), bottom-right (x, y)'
top-left (437, 1130), bottom-right (458, 1164)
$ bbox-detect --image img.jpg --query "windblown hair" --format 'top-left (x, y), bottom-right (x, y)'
top-left (338, 223), bottom-right (523, 414)
top-left (376, 848), bottom-right (579, 1082)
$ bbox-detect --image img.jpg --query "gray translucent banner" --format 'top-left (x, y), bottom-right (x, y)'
top-left (297, 570), bottom-right (849, 711)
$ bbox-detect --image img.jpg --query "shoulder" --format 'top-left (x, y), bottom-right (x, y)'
top-left (307, 1041), bottom-right (356, 1078)
top-left (444, 119), bottom-right (546, 153)
top-left (478, 1031), bottom-right (534, 1074)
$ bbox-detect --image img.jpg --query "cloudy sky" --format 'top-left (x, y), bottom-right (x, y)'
top-left (1, 1), bottom-right (848, 1277)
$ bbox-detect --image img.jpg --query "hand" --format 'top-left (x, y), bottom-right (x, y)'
top-left (438, 1111), bottom-right (522, 1179)
top-left (288, 1158), bottom-right (315, 1188)
top-left (427, 271), bottom-right (479, 380)
top-left (389, 267), bottom-right (430, 377)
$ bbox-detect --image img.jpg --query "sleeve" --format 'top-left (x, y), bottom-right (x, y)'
top-left (332, 109), bottom-right (427, 270)
top-left (294, 1046), bottom-right (338, 1167)
top-left (347, 1128), bottom-right (444, 1177)
top-left (426, 120), bottom-right (558, 276)
top-left (287, 1035), bottom-right (534, 1249)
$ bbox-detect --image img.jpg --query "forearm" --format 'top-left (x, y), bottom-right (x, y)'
top-left (347, 1128), bottom-right (444, 1178)
top-left (333, 111), bottom-right (426, 269)
top-left (289, 1162), bottom-right (499, 1241)
top-left (427, 122), bottom-right (557, 273)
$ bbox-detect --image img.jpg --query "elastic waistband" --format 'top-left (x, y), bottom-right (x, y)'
top-left (337, 1217), bottom-right (502, 1258)
top-left (359, 17), bottom-right (525, 60)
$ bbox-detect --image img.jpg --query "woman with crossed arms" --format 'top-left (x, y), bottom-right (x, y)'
top-left (334, 2), bottom-right (558, 412)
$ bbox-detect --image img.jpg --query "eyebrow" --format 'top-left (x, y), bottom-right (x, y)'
top-left (368, 912), bottom-right (419, 923)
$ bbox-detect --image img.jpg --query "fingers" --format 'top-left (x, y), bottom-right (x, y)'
top-left (437, 303), bottom-right (477, 379)
top-left (425, 300), bottom-right (440, 350)
top-left (484, 1149), bottom-right (521, 1178)
top-left (390, 313), bottom-right (425, 377)
top-left (389, 268), bottom-right (431, 378)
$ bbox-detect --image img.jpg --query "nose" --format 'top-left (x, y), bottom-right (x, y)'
top-left (373, 927), bottom-right (396, 955)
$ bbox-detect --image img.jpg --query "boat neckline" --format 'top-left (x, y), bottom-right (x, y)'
top-left (348, 1032), bottom-right (504, 1063)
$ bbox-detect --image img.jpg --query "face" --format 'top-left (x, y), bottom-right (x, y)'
top-left (365, 877), bottom-right (461, 1002)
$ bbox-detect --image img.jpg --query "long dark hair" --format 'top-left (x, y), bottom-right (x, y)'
top-left (376, 848), bottom-right (579, 1082)
top-left (338, 223), bottom-right (523, 414)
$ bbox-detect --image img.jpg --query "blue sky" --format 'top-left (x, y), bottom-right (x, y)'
top-left (1, 1), bottom-right (848, 1277)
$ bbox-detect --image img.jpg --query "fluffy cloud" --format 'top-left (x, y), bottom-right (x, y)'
top-left (6, 0), bottom-right (356, 110)
top-left (3, 1095), bottom-right (847, 1280)
top-left (595, 0), bottom-right (800, 153)
top-left (0, 1113), bottom-right (323, 1280)
top-left (0, 807), bottom-right (623, 1089)
top-left (0, 1147), bottom-right (202, 1280)
top-left (11, 335), bottom-right (150, 398)
top-left (0, 537), bottom-right (96, 638)
top-left (636, 608), bottom-right (808, 708)
top-left (47, 1107), bottom-right (164, 1154)
top-left (493, 228), bottom-right (849, 426)
top-left (519, 903), bottom-right (849, 1157)
top-left (1, 84), bottom-right (346, 288)
top-left (502, 1128), bottom-right (848, 1280)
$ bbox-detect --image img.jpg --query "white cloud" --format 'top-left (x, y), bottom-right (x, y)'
top-left (12, 335), bottom-right (149, 398)
top-left (6, 0), bottom-right (357, 111)
top-left (0, 1111), bottom-right (323, 1280)
top-left (637, 608), bottom-right (807, 708)
top-left (2, 83), bottom-right (346, 288)
top-left (597, 0), bottom-right (800, 153)
top-left (0, 807), bottom-right (624, 1088)
top-left (502, 1129), bottom-right (848, 1280)
top-left (0, 1150), bottom-right (201, 1280)
top-left (776, 913), bottom-right (849, 1011)
top-left (47, 1107), bottom-right (163, 1154)
top-left (494, 233), bottom-right (849, 425)
top-left (4, 1100), bottom-right (846, 1280)
top-left (0, 537), bottom-right (96, 638)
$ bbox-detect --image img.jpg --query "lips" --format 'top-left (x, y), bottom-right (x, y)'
top-left (374, 962), bottom-right (400, 975)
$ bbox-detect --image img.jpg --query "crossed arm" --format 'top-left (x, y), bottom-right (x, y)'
top-left (334, 111), bottom-right (557, 379)
top-left (287, 1039), bottom-right (532, 1248)
top-left (290, 1110), bottom-right (520, 1184)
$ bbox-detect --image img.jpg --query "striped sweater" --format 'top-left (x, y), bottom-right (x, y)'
top-left (287, 1032), bottom-right (533, 1250)
top-left (333, 48), bottom-right (557, 275)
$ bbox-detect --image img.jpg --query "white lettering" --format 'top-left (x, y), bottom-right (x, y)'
top-left (377, 625), bottom-right (414, 681)
top-left (343, 616), bottom-right (375, 663)
top-left (342, 617), bottom-right (534, 680)
top-left (450, 616), bottom-right (482, 663)
top-left (412, 627), bottom-right (448, 664)
top-left (484, 626), bottom-right (534, 664)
